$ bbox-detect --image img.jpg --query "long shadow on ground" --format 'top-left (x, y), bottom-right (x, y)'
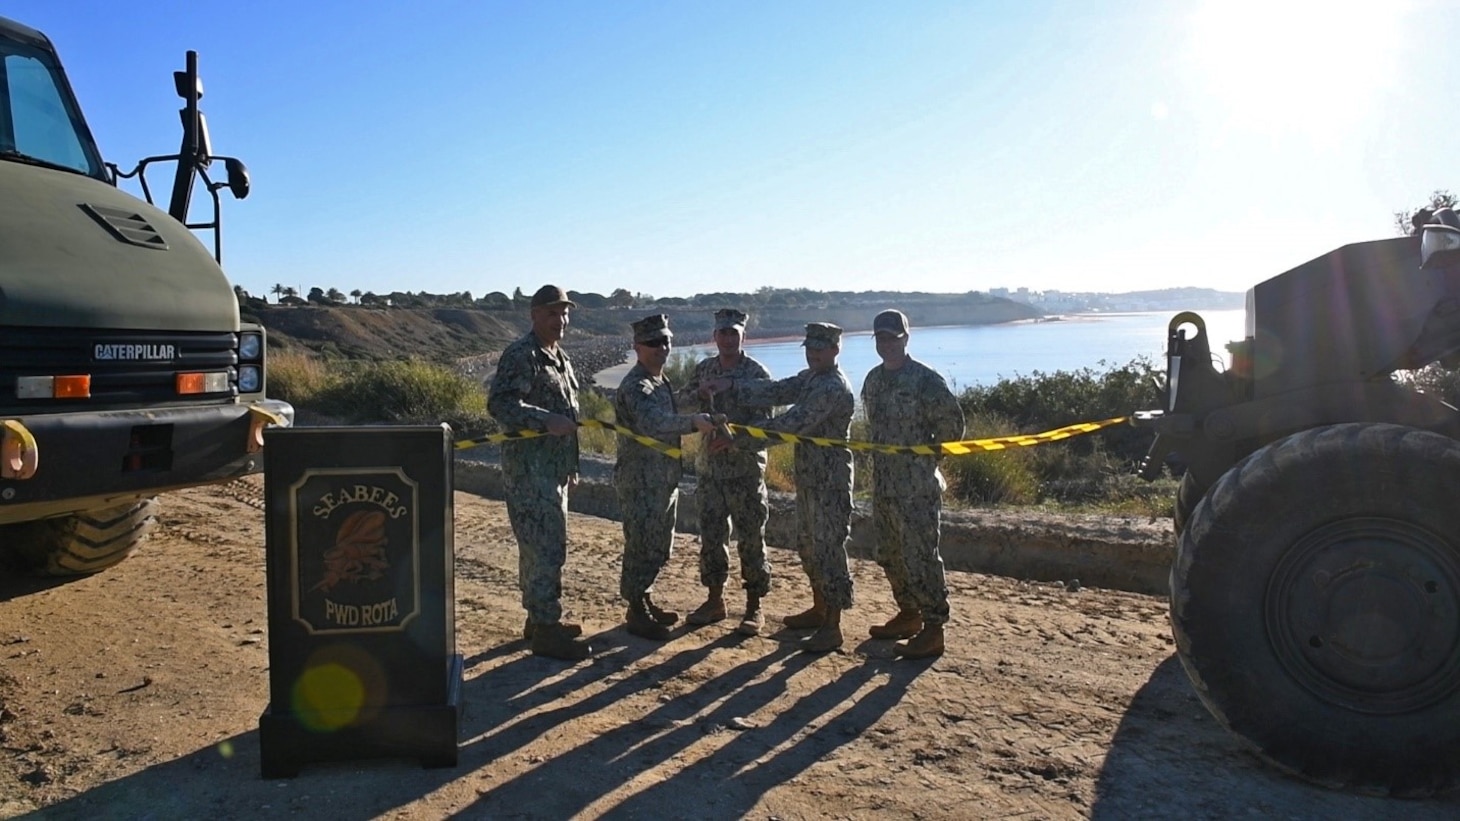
top-left (1091, 655), bottom-right (1460, 820)
top-left (460, 642), bottom-right (925, 819)
top-left (21, 628), bottom-right (922, 820)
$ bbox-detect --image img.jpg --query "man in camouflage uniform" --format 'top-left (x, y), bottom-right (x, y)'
top-left (487, 284), bottom-right (593, 661)
top-left (615, 313), bottom-right (716, 641)
top-left (679, 308), bottom-right (774, 636)
top-left (711, 322), bottom-right (855, 653)
top-left (861, 309), bottom-right (965, 659)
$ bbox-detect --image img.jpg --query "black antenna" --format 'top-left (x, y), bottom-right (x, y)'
top-left (167, 50), bottom-right (200, 223)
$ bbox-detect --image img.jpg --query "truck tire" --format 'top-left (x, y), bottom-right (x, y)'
top-left (3, 499), bottom-right (159, 576)
top-left (1173, 423), bottom-right (1460, 796)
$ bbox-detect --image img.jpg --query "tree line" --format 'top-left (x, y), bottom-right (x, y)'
top-left (238, 284), bottom-right (1009, 312)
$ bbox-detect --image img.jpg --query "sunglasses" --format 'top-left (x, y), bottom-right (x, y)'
top-left (640, 338), bottom-right (671, 349)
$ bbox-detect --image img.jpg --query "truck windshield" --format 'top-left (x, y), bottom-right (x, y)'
top-left (0, 35), bottom-right (104, 179)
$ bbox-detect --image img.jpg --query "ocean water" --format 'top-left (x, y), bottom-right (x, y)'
top-left (673, 310), bottom-right (1247, 393)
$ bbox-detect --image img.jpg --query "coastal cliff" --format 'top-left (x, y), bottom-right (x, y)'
top-left (246, 292), bottom-right (1038, 365)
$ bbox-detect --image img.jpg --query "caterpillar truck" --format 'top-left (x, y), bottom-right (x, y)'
top-left (0, 16), bottom-right (292, 575)
top-left (1134, 210), bottom-right (1460, 796)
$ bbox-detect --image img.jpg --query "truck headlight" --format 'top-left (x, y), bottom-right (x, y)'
top-left (238, 365), bottom-right (261, 393)
top-left (239, 332), bottom-right (262, 360)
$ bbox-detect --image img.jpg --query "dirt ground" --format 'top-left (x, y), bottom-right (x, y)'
top-left (2, 476), bottom-right (1457, 820)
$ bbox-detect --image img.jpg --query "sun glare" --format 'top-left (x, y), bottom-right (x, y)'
top-left (1187, 0), bottom-right (1404, 138)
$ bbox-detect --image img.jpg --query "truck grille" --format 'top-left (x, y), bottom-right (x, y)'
top-left (0, 326), bottom-right (238, 409)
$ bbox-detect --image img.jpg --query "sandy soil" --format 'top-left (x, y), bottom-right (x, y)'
top-left (2, 476), bottom-right (1457, 820)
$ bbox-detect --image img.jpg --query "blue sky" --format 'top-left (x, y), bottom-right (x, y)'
top-left (7, 1), bottom-right (1450, 301)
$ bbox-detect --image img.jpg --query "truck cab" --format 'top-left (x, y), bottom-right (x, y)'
top-left (0, 15), bottom-right (292, 573)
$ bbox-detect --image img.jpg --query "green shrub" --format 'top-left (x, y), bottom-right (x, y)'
top-left (850, 408), bottom-right (872, 497)
top-left (1071, 473), bottom-right (1178, 518)
top-left (958, 357), bottom-right (1159, 467)
top-left (953, 358), bottom-right (1161, 505)
top-left (663, 351), bottom-right (699, 389)
top-left (313, 360), bottom-right (487, 428)
top-left (266, 350), bottom-right (337, 408)
top-left (764, 442), bottom-right (796, 492)
top-left (942, 410), bottom-right (1041, 505)
top-left (577, 389), bottom-right (617, 456)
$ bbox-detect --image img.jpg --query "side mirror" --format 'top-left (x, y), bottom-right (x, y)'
top-left (225, 157), bottom-right (250, 199)
top-left (173, 70), bottom-right (203, 101)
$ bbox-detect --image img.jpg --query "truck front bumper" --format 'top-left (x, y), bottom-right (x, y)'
top-left (0, 399), bottom-right (293, 525)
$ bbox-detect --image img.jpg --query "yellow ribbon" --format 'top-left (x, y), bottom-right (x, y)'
top-left (728, 416), bottom-right (1128, 455)
top-left (453, 416), bottom-right (1128, 459)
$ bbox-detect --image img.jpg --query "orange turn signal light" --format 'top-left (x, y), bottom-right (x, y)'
top-left (53, 375), bottom-right (91, 399)
top-left (176, 372), bottom-right (229, 395)
top-left (177, 372), bottom-right (206, 395)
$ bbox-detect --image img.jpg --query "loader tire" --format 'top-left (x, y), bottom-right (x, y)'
top-left (1171, 471), bottom-right (1206, 538)
top-left (1173, 423), bottom-right (1460, 797)
top-left (3, 498), bottom-right (158, 576)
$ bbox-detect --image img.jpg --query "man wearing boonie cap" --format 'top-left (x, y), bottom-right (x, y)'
top-left (862, 308), bottom-right (965, 659)
top-left (487, 284), bottom-right (593, 660)
top-left (702, 321), bottom-right (856, 653)
top-left (678, 308), bottom-right (774, 635)
top-left (614, 313), bottom-right (717, 641)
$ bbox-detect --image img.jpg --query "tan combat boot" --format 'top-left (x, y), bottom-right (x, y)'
top-left (868, 608), bottom-right (923, 640)
top-left (687, 583), bottom-right (727, 625)
top-left (530, 623), bottom-right (593, 660)
top-left (626, 599), bottom-right (671, 641)
top-left (782, 589), bottom-right (827, 629)
top-left (802, 607), bottom-right (843, 653)
top-left (894, 623), bottom-right (945, 659)
top-left (643, 593), bottom-right (680, 626)
top-left (737, 592), bottom-right (763, 636)
top-left (524, 617), bottom-right (582, 641)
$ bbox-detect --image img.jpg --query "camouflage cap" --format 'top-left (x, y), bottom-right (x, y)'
top-left (714, 308), bottom-right (748, 331)
top-left (632, 313), bottom-right (674, 343)
top-left (801, 322), bottom-right (842, 350)
top-left (873, 309), bottom-right (909, 338)
top-left (530, 284), bottom-right (576, 308)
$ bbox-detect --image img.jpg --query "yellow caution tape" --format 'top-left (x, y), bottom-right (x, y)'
top-left (730, 416), bottom-right (1129, 455)
top-left (453, 429), bottom-right (552, 449)
top-left (453, 418), bottom-right (683, 458)
top-left (586, 418), bottom-right (684, 458)
top-left (452, 416), bottom-right (1127, 459)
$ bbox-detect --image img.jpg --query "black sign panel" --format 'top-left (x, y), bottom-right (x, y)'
top-left (290, 469), bottom-right (420, 634)
top-left (259, 425), bottom-right (460, 777)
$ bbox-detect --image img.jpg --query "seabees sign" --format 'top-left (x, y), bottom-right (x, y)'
top-left (291, 468), bottom-right (420, 634)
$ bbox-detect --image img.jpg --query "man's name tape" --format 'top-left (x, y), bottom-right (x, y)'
top-left (453, 416), bottom-right (1129, 459)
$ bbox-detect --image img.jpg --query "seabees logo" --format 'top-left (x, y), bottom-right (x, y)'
top-left (291, 470), bottom-right (420, 634)
top-left (312, 510), bottom-right (390, 593)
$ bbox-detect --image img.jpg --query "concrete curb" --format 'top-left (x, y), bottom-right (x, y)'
top-left (454, 461), bottom-right (1175, 597)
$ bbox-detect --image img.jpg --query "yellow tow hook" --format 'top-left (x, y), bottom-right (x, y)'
top-left (1, 419), bottom-right (38, 480)
top-left (247, 404), bottom-right (288, 454)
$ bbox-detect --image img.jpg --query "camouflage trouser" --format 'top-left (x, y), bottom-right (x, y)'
top-left (503, 471), bottom-right (569, 624)
top-left (618, 480), bottom-right (678, 603)
top-left (873, 490), bottom-right (950, 625)
top-left (795, 483), bottom-right (853, 609)
top-left (697, 472), bottom-right (771, 596)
